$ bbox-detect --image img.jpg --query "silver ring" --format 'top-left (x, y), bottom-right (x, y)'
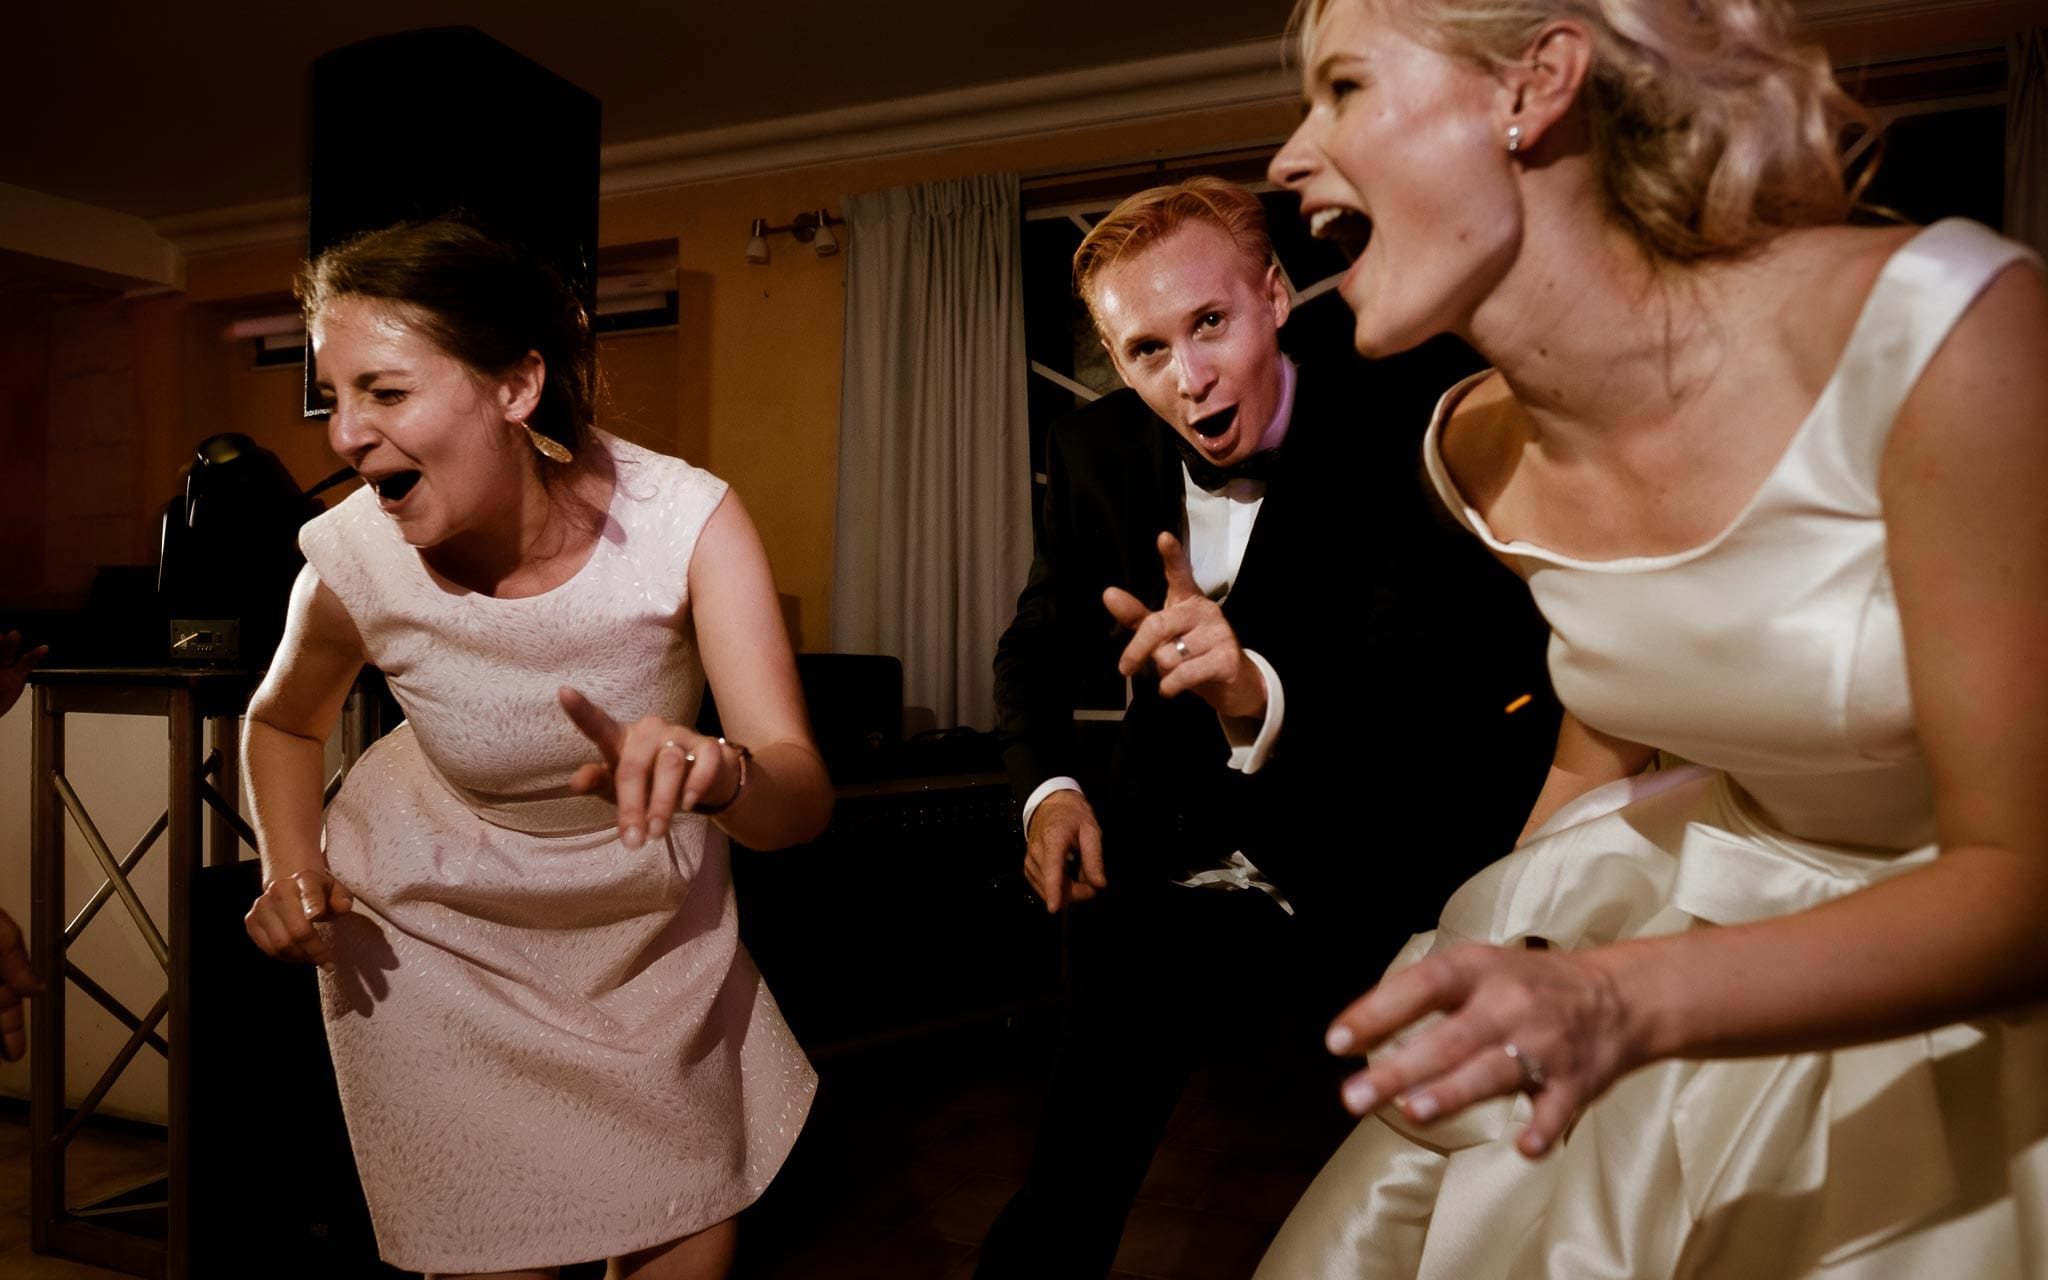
top-left (1503, 1042), bottom-right (1546, 1093)
top-left (660, 740), bottom-right (694, 766)
top-left (1172, 637), bottom-right (1190, 659)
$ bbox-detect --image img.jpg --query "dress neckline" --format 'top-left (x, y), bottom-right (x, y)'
top-left (1422, 221), bottom-right (1952, 574)
top-left (406, 430), bottom-right (623, 606)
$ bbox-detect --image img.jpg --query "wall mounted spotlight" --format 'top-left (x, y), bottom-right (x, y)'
top-left (810, 210), bottom-right (839, 258)
top-left (745, 209), bottom-right (846, 264)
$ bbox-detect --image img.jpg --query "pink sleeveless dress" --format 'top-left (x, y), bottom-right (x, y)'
top-left (299, 433), bottom-right (815, 1274)
top-left (1257, 221), bottom-right (2048, 1277)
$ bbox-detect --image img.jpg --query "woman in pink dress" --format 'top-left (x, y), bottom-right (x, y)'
top-left (241, 219), bottom-right (831, 1280)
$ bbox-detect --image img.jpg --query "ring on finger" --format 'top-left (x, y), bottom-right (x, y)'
top-left (1172, 636), bottom-right (1190, 659)
top-left (659, 739), bottom-right (697, 767)
top-left (1503, 1041), bottom-right (1547, 1093)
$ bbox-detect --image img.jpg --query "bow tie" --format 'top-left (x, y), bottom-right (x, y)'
top-left (1172, 432), bottom-right (1283, 490)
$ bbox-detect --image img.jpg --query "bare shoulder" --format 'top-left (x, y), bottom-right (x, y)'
top-left (687, 485), bottom-right (768, 589)
top-left (696, 482), bottom-right (751, 546)
top-left (291, 565), bottom-right (368, 660)
top-left (1438, 370), bottom-right (1527, 517)
top-left (1745, 224), bottom-right (1922, 394)
top-left (1887, 247), bottom-right (2048, 470)
top-left (1756, 222), bottom-right (1920, 281)
top-left (247, 566), bottom-right (367, 729)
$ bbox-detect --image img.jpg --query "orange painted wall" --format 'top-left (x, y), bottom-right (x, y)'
top-left (0, 96), bottom-right (1299, 642)
top-left (5, 0), bottom-right (2029, 629)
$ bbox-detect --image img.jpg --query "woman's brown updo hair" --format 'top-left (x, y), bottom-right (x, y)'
top-left (1295, 0), bottom-right (1874, 261)
top-left (296, 218), bottom-right (597, 461)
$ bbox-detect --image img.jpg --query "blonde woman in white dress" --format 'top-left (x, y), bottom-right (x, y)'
top-left (1257, 0), bottom-right (2048, 1274)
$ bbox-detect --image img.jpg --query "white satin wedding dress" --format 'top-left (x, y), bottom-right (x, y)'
top-left (1256, 219), bottom-right (2048, 1279)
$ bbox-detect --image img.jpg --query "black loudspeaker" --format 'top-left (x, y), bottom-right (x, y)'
top-left (698, 654), bottom-right (907, 784)
top-left (306, 25), bottom-right (601, 415)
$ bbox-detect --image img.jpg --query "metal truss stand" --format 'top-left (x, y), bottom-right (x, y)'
top-left (26, 668), bottom-right (265, 1279)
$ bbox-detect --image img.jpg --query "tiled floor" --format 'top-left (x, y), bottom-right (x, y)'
top-left (0, 1018), bottom-right (1355, 1279)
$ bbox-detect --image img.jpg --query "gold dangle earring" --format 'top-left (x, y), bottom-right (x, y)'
top-left (519, 417), bottom-right (573, 464)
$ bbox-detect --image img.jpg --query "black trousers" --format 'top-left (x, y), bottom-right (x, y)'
top-left (975, 877), bottom-right (1350, 1279)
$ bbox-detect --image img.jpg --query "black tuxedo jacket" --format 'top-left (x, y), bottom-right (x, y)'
top-left (993, 355), bottom-right (1560, 972)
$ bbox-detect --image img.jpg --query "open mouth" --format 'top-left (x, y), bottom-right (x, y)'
top-left (369, 470), bottom-right (422, 502)
top-left (1309, 207), bottom-right (1374, 263)
top-left (1190, 405), bottom-right (1238, 440)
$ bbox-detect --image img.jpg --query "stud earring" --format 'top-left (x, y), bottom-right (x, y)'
top-left (1506, 125), bottom-right (1523, 154)
top-left (520, 418), bottom-right (573, 464)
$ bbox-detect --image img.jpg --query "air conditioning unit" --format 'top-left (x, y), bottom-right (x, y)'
top-left (593, 268), bottom-right (678, 335)
top-left (224, 264), bottom-right (681, 366)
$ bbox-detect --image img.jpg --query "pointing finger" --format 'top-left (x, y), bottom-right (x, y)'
top-left (1156, 532), bottom-right (1200, 601)
top-left (557, 687), bottom-right (623, 764)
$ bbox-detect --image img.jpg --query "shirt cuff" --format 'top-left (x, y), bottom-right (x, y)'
top-left (1021, 776), bottom-right (1084, 832)
top-left (1223, 649), bottom-right (1283, 775)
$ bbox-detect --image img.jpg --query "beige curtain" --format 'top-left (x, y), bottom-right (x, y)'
top-left (831, 174), bottom-right (1030, 732)
top-left (2010, 31), bottom-right (2048, 256)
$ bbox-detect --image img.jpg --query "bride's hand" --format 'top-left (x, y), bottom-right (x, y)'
top-left (558, 687), bottom-right (735, 849)
top-left (1324, 942), bottom-right (1647, 1158)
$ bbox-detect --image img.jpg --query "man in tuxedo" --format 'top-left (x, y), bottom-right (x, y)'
top-left (976, 179), bottom-right (1559, 1277)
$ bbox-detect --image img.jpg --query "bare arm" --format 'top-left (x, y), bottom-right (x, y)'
top-left (684, 491), bottom-right (832, 849)
top-left (1605, 255), bottom-right (2048, 1057)
top-left (1516, 711), bottom-right (1656, 844)
top-left (1325, 258), bottom-right (2048, 1155)
top-left (242, 565), bottom-right (366, 968)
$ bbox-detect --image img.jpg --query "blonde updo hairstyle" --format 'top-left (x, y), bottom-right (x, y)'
top-left (1296, 0), bottom-right (1873, 260)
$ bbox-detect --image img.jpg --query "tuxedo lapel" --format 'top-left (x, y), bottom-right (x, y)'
top-left (1223, 456), bottom-right (1293, 627)
top-left (1220, 367), bottom-right (1325, 632)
